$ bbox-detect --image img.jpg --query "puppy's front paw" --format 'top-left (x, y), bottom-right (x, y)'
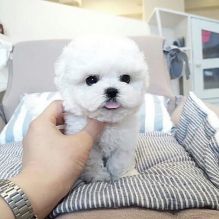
top-left (80, 169), bottom-right (111, 183)
top-left (122, 168), bottom-right (139, 177)
top-left (92, 171), bottom-right (111, 182)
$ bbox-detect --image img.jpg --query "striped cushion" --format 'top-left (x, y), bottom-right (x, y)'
top-left (0, 92), bottom-right (172, 144)
top-left (0, 132), bottom-right (218, 218)
top-left (0, 92), bottom-right (61, 144)
top-left (139, 93), bottom-right (172, 133)
top-left (0, 92), bottom-right (218, 217)
top-left (175, 92), bottom-right (219, 188)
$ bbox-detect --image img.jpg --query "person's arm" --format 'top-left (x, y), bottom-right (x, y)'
top-left (0, 101), bottom-right (104, 219)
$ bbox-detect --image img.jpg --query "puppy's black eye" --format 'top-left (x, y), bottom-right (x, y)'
top-left (86, 75), bottom-right (99, 86)
top-left (120, 74), bottom-right (131, 84)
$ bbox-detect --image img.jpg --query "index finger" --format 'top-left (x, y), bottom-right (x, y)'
top-left (82, 118), bottom-right (105, 140)
top-left (38, 100), bottom-right (64, 125)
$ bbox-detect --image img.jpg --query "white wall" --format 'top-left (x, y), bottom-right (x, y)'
top-left (81, 0), bottom-right (142, 16)
top-left (0, 0), bottom-right (150, 43)
top-left (143, 0), bottom-right (185, 20)
top-left (186, 9), bottom-right (219, 20)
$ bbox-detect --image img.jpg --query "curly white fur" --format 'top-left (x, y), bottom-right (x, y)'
top-left (55, 35), bottom-right (149, 182)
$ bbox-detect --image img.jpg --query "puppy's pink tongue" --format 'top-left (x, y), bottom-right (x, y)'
top-left (104, 101), bottom-right (121, 109)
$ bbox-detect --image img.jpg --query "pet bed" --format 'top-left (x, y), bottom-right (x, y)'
top-left (0, 37), bottom-right (219, 219)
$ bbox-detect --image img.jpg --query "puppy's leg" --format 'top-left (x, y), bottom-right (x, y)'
top-left (80, 146), bottom-right (110, 183)
top-left (106, 148), bottom-right (139, 180)
top-left (122, 168), bottom-right (139, 177)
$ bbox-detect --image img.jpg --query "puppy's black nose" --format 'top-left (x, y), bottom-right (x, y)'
top-left (105, 87), bottom-right (119, 98)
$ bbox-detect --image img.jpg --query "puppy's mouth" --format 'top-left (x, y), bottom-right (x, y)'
top-left (103, 99), bottom-right (121, 110)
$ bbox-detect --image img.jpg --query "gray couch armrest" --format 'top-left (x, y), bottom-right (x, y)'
top-left (0, 116), bottom-right (5, 132)
top-left (0, 103), bottom-right (6, 132)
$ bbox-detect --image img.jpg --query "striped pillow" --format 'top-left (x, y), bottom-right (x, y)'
top-left (0, 92), bottom-right (172, 144)
top-left (139, 93), bottom-right (173, 133)
top-left (175, 92), bottom-right (219, 188)
top-left (0, 92), bottom-right (61, 144)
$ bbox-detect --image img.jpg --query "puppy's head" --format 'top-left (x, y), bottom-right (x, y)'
top-left (55, 36), bottom-right (149, 122)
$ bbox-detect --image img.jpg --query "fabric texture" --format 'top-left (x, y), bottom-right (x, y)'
top-left (0, 93), bottom-right (219, 218)
top-left (0, 92), bottom-right (173, 144)
top-left (0, 132), bottom-right (219, 218)
top-left (132, 37), bottom-right (173, 97)
top-left (139, 93), bottom-right (173, 133)
top-left (175, 93), bottom-right (219, 189)
top-left (0, 92), bottom-right (61, 144)
top-left (170, 96), bottom-right (219, 127)
top-left (164, 46), bottom-right (190, 80)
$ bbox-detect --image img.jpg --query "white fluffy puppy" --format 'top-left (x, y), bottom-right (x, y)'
top-left (55, 36), bottom-right (149, 182)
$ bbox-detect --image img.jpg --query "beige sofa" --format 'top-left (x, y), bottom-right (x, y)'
top-left (0, 36), bottom-right (219, 219)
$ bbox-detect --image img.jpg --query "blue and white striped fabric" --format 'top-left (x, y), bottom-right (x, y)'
top-left (138, 93), bottom-right (173, 133)
top-left (0, 92), bottom-right (61, 144)
top-left (0, 92), bottom-right (219, 217)
top-left (0, 92), bottom-right (172, 144)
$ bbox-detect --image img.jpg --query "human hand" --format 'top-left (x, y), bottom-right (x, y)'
top-left (10, 100), bottom-right (104, 218)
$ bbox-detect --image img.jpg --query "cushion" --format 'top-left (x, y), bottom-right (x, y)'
top-left (139, 93), bottom-right (172, 133)
top-left (175, 92), bottom-right (219, 188)
top-left (0, 92), bottom-right (173, 144)
top-left (0, 92), bottom-right (219, 218)
top-left (0, 92), bottom-right (61, 144)
top-left (170, 95), bottom-right (219, 126)
top-left (170, 96), bottom-right (187, 125)
top-left (132, 36), bottom-right (173, 97)
top-left (0, 132), bottom-right (219, 218)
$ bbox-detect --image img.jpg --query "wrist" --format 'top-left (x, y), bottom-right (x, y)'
top-left (11, 168), bottom-right (68, 219)
top-left (0, 179), bottom-right (37, 219)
